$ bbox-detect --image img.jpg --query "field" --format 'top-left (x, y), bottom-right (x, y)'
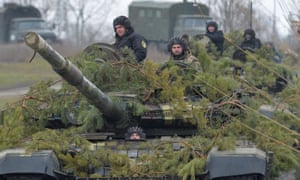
top-left (0, 58), bottom-right (60, 108)
top-left (0, 42), bottom-right (84, 106)
top-left (0, 60), bottom-right (59, 89)
top-left (0, 42), bottom-right (168, 109)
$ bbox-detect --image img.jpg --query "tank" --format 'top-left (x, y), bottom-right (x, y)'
top-left (1, 32), bottom-right (297, 179)
top-left (24, 32), bottom-right (205, 138)
top-left (17, 32), bottom-right (275, 179)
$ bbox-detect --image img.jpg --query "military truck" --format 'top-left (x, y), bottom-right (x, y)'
top-left (0, 3), bottom-right (57, 43)
top-left (129, 0), bottom-right (212, 44)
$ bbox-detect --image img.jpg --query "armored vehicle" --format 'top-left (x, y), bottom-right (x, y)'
top-left (0, 146), bottom-right (271, 180)
top-left (0, 32), bottom-right (273, 179)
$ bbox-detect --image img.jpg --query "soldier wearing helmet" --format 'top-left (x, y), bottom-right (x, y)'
top-left (240, 28), bottom-right (262, 52)
top-left (167, 36), bottom-right (198, 64)
top-left (113, 15), bottom-right (147, 62)
top-left (205, 21), bottom-right (224, 55)
top-left (232, 28), bottom-right (262, 62)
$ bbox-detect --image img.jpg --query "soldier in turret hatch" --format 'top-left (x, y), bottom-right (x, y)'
top-left (167, 36), bottom-right (199, 65)
top-left (205, 21), bottom-right (225, 55)
top-left (157, 37), bottom-right (200, 73)
top-left (240, 28), bottom-right (262, 52)
top-left (113, 15), bottom-right (147, 62)
top-left (232, 28), bottom-right (262, 62)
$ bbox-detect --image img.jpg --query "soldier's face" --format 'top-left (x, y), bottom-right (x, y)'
top-left (245, 34), bottom-right (252, 40)
top-left (130, 133), bottom-right (141, 140)
top-left (115, 25), bottom-right (126, 37)
top-left (208, 26), bottom-right (215, 32)
top-left (171, 44), bottom-right (183, 55)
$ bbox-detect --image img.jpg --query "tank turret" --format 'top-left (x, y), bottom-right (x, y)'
top-left (24, 31), bottom-right (206, 137)
top-left (24, 32), bottom-right (127, 128)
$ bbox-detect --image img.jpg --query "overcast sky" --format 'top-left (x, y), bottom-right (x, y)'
top-left (253, 0), bottom-right (296, 36)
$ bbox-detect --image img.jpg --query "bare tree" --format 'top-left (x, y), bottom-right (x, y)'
top-left (67, 0), bottom-right (117, 45)
top-left (206, 0), bottom-right (276, 41)
top-left (53, 0), bottom-right (68, 40)
top-left (208, 0), bottom-right (251, 33)
top-left (0, 0), bottom-right (119, 45)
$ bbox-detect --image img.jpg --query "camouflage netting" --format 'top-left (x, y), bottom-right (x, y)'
top-left (0, 32), bottom-right (300, 179)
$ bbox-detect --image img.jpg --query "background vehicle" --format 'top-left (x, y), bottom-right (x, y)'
top-left (0, 3), bottom-right (57, 43)
top-left (129, 0), bottom-right (212, 45)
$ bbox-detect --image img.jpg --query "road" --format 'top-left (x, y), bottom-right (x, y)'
top-left (0, 86), bottom-right (30, 97)
top-left (0, 83), bottom-right (62, 98)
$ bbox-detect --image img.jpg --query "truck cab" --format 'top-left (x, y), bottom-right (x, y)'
top-left (129, 1), bottom-right (212, 43)
top-left (173, 14), bottom-right (212, 38)
top-left (9, 17), bottom-right (57, 43)
top-left (0, 3), bottom-right (58, 44)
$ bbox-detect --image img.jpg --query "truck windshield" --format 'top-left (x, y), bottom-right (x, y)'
top-left (13, 20), bottom-right (47, 30)
top-left (174, 16), bottom-right (212, 35)
top-left (180, 18), bottom-right (207, 27)
top-left (177, 17), bottom-right (209, 27)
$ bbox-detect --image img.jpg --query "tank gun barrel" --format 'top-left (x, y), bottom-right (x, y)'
top-left (24, 32), bottom-right (124, 123)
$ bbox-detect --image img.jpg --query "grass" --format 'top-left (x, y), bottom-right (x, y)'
top-left (0, 58), bottom-right (60, 108)
top-left (0, 96), bottom-right (22, 109)
top-left (0, 58), bottom-right (59, 90)
top-left (0, 45), bottom-right (167, 108)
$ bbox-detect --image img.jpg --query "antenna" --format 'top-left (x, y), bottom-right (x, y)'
top-left (249, 0), bottom-right (253, 29)
top-left (272, 0), bottom-right (277, 37)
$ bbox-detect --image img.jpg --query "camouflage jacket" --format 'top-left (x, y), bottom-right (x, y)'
top-left (171, 53), bottom-right (201, 71)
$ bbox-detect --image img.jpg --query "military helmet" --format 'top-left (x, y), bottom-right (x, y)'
top-left (244, 28), bottom-right (256, 39)
top-left (167, 37), bottom-right (188, 53)
top-left (125, 126), bottom-right (146, 140)
top-left (113, 16), bottom-right (132, 29)
top-left (206, 21), bottom-right (218, 31)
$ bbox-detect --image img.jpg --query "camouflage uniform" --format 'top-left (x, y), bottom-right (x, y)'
top-left (172, 53), bottom-right (200, 70)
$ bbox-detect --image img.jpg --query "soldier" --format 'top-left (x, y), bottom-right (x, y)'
top-left (264, 42), bottom-right (282, 63)
top-left (167, 36), bottom-right (198, 64)
top-left (205, 21), bottom-right (225, 55)
top-left (113, 15), bottom-right (147, 62)
top-left (232, 28), bottom-right (262, 63)
top-left (158, 37), bottom-right (200, 72)
top-left (240, 28), bottom-right (262, 52)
